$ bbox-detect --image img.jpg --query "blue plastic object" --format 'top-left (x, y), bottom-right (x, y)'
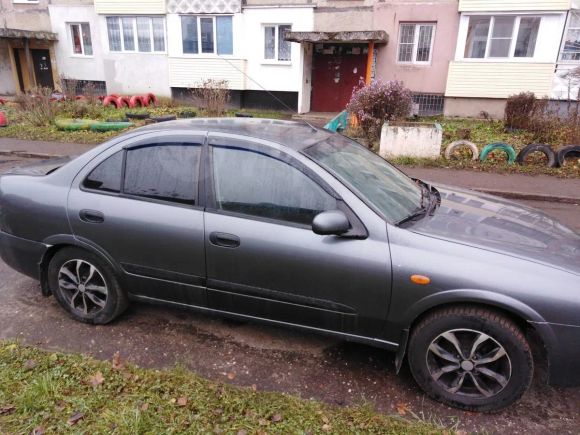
top-left (324, 110), bottom-right (349, 132)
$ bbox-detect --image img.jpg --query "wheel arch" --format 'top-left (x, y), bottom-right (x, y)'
top-left (39, 235), bottom-right (124, 296)
top-left (394, 290), bottom-right (552, 373)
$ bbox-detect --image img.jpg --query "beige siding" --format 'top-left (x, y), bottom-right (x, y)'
top-left (94, 0), bottom-right (165, 14)
top-left (458, 0), bottom-right (570, 11)
top-left (445, 62), bottom-right (554, 98)
top-left (168, 58), bottom-right (247, 90)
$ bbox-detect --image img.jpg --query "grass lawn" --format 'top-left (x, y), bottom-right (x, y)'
top-left (0, 341), bottom-right (445, 434)
top-left (355, 118), bottom-right (580, 179)
top-left (0, 103), bottom-right (291, 145)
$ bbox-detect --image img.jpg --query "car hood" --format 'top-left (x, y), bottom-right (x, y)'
top-left (5, 156), bottom-right (75, 176)
top-left (408, 184), bottom-right (580, 276)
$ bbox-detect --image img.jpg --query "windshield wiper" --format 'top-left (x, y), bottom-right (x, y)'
top-left (396, 180), bottom-right (440, 226)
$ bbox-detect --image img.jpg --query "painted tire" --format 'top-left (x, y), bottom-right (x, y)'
top-left (125, 112), bottom-right (150, 120)
top-left (480, 143), bottom-right (517, 165)
top-left (55, 118), bottom-right (100, 131)
top-left (145, 93), bottom-right (158, 106)
top-left (178, 110), bottom-right (197, 119)
top-left (129, 95), bottom-right (145, 108)
top-left (444, 140), bottom-right (479, 161)
top-left (556, 145), bottom-right (580, 167)
top-left (516, 144), bottom-right (557, 167)
top-left (0, 98), bottom-right (6, 105)
top-left (140, 95), bottom-right (150, 107)
top-left (116, 97), bottom-right (130, 109)
top-left (108, 94), bottom-right (120, 99)
top-left (150, 115), bottom-right (176, 123)
top-left (102, 96), bottom-right (120, 108)
top-left (89, 121), bottom-right (134, 132)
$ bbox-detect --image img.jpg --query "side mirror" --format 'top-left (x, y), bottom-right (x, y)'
top-left (312, 210), bottom-right (350, 236)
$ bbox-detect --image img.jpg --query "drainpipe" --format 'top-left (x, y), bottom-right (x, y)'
top-left (365, 41), bottom-right (375, 84)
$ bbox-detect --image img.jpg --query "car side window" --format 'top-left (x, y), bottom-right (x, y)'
top-left (83, 151), bottom-right (123, 193)
top-left (211, 145), bottom-right (337, 225)
top-left (124, 144), bottom-right (201, 205)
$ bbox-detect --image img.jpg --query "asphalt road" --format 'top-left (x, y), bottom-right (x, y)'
top-left (0, 158), bottom-right (578, 434)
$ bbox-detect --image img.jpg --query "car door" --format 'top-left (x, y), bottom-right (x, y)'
top-left (204, 134), bottom-right (392, 337)
top-left (68, 131), bottom-right (207, 306)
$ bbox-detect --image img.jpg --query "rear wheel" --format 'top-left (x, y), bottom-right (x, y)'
top-left (48, 247), bottom-right (128, 324)
top-left (408, 306), bottom-right (533, 412)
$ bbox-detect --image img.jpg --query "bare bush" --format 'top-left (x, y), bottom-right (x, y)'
top-left (15, 87), bottom-right (58, 126)
top-left (191, 79), bottom-right (230, 116)
top-left (504, 92), bottom-right (537, 130)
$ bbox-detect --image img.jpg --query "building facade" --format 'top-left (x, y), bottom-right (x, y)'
top-left (4, 0), bottom-right (580, 117)
top-left (445, 0), bottom-right (579, 117)
top-left (0, 0), bottom-right (59, 94)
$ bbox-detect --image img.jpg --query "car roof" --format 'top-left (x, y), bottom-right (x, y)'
top-left (135, 117), bottom-right (334, 150)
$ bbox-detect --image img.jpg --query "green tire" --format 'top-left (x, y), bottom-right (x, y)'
top-left (480, 143), bottom-right (517, 165)
top-left (89, 121), bottom-right (134, 132)
top-left (54, 119), bottom-right (99, 131)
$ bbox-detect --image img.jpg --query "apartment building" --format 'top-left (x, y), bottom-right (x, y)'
top-left (445, 0), bottom-right (579, 117)
top-left (0, 0), bottom-right (58, 94)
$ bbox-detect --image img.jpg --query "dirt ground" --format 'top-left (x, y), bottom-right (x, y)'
top-left (0, 158), bottom-right (578, 434)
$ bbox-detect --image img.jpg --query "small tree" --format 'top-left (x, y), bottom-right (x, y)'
top-left (191, 79), bottom-right (230, 117)
top-left (346, 79), bottom-right (413, 142)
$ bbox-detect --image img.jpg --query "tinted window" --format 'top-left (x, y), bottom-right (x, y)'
top-left (84, 151), bottom-right (123, 192)
top-left (212, 146), bottom-right (337, 225)
top-left (124, 144), bottom-right (201, 205)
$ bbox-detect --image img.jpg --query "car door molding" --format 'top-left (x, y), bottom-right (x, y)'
top-left (207, 278), bottom-right (358, 314)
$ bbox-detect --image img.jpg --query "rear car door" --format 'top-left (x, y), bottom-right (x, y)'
top-left (68, 131), bottom-right (207, 305)
top-left (204, 134), bottom-right (392, 337)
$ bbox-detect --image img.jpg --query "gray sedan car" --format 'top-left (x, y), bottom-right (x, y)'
top-left (1, 118), bottom-right (579, 411)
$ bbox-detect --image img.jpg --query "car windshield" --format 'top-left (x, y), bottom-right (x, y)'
top-left (304, 135), bottom-right (423, 223)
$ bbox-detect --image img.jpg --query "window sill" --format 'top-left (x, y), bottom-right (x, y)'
top-left (109, 51), bottom-right (167, 55)
top-left (396, 62), bottom-right (432, 67)
top-left (13, 0), bottom-right (39, 4)
top-left (70, 54), bottom-right (94, 59)
top-left (261, 60), bottom-right (292, 66)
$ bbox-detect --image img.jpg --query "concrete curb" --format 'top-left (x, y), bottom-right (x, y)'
top-left (475, 188), bottom-right (580, 205)
top-left (1, 149), bottom-right (578, 205)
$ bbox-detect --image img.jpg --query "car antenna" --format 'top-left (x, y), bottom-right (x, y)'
top-left (220, 57), bottom-right (319, 132)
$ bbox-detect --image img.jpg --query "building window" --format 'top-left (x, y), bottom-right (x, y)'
top-left (412, 93), bottom-right (444, 116)
top-left (181, 16), bottom-right (233, 55)
top-left (561, 10), bottom-right (580, 61)
top-left (69, 23), bottom-right (93, 56)
top-left (397, 23), bottom-right (435, 64)
top-left (464, 15), bottom-right (541, 59)
top-left (106, 16), bottom-right (165, 53)
top-left (264, 24), bottom-right (292, 61)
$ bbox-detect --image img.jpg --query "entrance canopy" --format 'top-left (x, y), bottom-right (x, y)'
top-left (0, 28), bottom-right (58, 41)
top-left (285, 30), bottom-right (388, 44)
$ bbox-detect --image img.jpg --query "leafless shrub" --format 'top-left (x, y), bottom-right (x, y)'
top-left (191, 79), bottom-right (230, 117)
top-left (15, 87), bottom-right (58, 126)
top-left (60, 74), bottom-right (79, 100)
top-left (504, 92), bottom-right (537, 130)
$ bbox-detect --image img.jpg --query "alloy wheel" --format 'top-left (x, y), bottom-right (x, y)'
top-left (426, 328), bottom-right (512, 398)
top-left (57, 259), bottom-right (108, 316)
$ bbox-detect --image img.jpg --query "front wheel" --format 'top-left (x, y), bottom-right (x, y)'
top-left (408, 306), bottom-right (533, 412)
top-left (48, 247), bottom-right (128, 324)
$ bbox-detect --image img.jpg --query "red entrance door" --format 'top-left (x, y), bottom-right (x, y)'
top-left (311, 44), bottom-right (367, 112)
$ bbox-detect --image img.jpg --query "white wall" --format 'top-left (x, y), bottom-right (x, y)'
top-left (49, 5), bottom-right (171, 96)
top-left (241, 6), bottom-right (314, 96)
top-left (454, 12), bottom-right (566, 63)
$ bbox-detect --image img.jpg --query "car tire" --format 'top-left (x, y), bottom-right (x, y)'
top-left (479, 143), bottom-right (517, 164)
top-left (444, 140), bottom-right (479, 161)
top-left (48, 247), bottom-right (128, 325)
top-left (516, 144), bottom-right (557, 167)
top-left (556, 145), bottom-right (580, 167)
top-left (408, 306), bottom-right (533, 412)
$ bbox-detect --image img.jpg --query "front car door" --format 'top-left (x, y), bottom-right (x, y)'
top-left (68, 131), bottom-right (207, 305)
top-left (204, 133), bottom-right (393, 339)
